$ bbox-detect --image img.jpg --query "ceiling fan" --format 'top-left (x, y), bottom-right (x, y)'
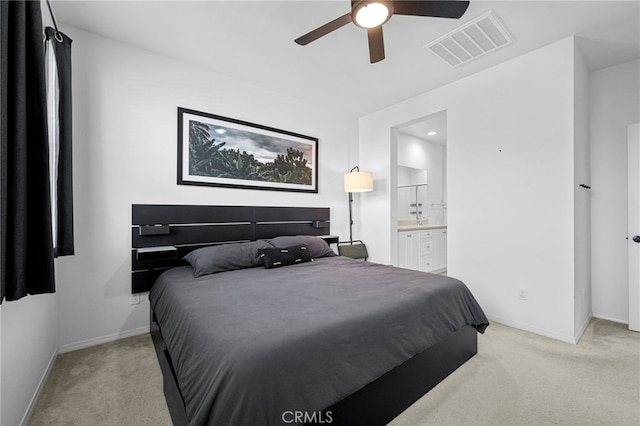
top-left (295, 0), bottom-right (470, 64)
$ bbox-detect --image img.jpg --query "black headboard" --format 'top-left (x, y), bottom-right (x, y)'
top-left (131, 204), bottom-right (331, 293)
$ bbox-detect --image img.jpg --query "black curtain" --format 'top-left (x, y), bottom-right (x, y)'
top-left (45, 27), bottom-right (74, 257)
top-left (0, 1), bottom-right (55, 302)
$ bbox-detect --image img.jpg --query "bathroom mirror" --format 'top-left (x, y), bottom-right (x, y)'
top-left (397, 166), bottom-right (427, 221)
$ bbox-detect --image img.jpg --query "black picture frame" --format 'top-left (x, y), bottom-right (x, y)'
top-left (177, 107), bottom-right (318, 193)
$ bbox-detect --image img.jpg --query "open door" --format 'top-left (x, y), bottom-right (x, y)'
top-left (628, 123), bottom-right (640, 332)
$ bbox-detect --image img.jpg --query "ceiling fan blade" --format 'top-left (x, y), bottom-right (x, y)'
top-left (367, 26), bottom-right (385, 63)
top-left (295, 13), bottom-right (352, 46)
top-left (392, 1), bottom-right (470, 19)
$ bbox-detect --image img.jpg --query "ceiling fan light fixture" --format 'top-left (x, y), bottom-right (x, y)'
top-left (352, 1), bottom-right (392, 28)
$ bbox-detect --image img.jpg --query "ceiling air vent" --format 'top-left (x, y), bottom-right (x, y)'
top-left (424, 11), bottom-right (513, 68)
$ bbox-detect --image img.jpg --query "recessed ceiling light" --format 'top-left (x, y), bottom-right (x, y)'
top-left (428, 131), bottom-right (437, 136)
top-left (214, 128), bottom-right (227, 135)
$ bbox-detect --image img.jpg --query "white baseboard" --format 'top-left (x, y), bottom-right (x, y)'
top-left (486, 314), bottom-right (577, 344)
top-left (20, 347), bottom-right (58, 426)
top-left (18, 326), bottom-right (151, 425)
top-left (592, 313), bottom-right (629, 325)
top-left (57, 326), bottom-right (150, 354)
top-left (574, 312), bottom-right (593, 343)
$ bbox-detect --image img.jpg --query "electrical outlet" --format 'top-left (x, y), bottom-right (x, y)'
top-left (518, 288), bottom-right (528, 301)
top-left (129, 293), bottom-right (140, 305)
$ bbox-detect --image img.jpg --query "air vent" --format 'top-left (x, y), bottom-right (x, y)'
top-left (424, 11), bottom-right (513, 68)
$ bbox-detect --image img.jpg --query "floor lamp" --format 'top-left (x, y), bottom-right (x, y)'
top-left (344, 166), bottom-right (374, 243)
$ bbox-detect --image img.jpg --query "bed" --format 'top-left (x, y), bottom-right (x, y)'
top-left (132, 204), bottom-right (489, 426)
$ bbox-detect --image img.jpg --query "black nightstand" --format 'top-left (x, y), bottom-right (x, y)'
top-left (319, 235), bottom-right (339, 245)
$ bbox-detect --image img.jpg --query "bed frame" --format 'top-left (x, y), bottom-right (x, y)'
top-left (132, 204), bottom-right (478, 425)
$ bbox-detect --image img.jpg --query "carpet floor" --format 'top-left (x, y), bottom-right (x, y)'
top-left (391, 319), bottom-right (639, 426)
top-left (28, 334), bottom-right (171, 426)
top-left (29, 318), bottom-right (639, 425)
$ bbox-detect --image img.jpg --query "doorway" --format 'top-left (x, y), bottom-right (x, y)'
top-left (628, 123), bottom-right (640, 332)
top-left (391, 110), bottom-right (447, 271)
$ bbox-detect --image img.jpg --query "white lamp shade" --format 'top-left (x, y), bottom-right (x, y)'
top-left (344, 171), bottom-right (373, 192)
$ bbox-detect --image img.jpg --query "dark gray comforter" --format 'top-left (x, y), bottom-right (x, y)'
top-left (149, 256), bottom-right (489, 426)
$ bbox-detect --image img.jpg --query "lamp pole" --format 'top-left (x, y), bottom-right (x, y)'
top-left (344, 166), bottom-right (373, 245)
top-left (348, 191), bottom-right (354, 244)
top-left (347, 166), bottom-right (359, 244)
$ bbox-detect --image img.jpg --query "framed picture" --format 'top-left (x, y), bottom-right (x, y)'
top-left (178, 107), bottom-right (318, 193)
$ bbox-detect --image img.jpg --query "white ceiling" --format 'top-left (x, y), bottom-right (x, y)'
top-left (399, 111), bottom-right (448, 145)
top-left (53, 0), bottom-right (640, 118)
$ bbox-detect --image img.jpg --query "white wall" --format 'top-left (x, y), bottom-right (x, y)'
top-left (1, 295), bottom-right (58, 426)
top-left (590, 59), bottom-right (640, 323)
top-left (425, 140), bottom-right (444, 224)
top-left (54, 26), bottom-right (357, 350)
top-left (398, 134), bottom-right (429, 170)
top-left (573, 43), bottom-right (592, 339)
top-left (360, 37), bottom-right (582, 342)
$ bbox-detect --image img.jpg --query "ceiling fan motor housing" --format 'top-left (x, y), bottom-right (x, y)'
top-left (351, 0), bottom-right (394, 28)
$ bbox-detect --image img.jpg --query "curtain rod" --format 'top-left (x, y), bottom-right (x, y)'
top-left (45, 0), bottom-right (63, 41)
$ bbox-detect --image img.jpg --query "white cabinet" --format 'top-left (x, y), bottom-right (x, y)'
top-left (397, 228), bottom-right (446, 273)
top-left (432, 229), bottom-right (447, 272)
top-left (420, 230), bottom-right (434, 272)
top-left (398, 232), bottom-right (421, 270)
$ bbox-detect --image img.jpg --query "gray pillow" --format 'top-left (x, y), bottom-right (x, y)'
top-left (268, 235), bottom-right (336, 258)
top-left (184, 240), bottom-right (274, 277)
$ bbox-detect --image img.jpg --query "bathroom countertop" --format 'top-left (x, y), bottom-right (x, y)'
top-left (397, 224), bottom-right (447, 232)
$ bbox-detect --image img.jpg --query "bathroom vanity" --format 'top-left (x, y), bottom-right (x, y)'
top-left (397, 223), bottom-right (447, 273)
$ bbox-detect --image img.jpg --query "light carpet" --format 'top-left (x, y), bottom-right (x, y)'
top-left (29, 334), bottom-right (171, 426)
top-left (29, 319), bottom-right (639, 425)
top-left (391, 319), bottom-right (640, 426)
